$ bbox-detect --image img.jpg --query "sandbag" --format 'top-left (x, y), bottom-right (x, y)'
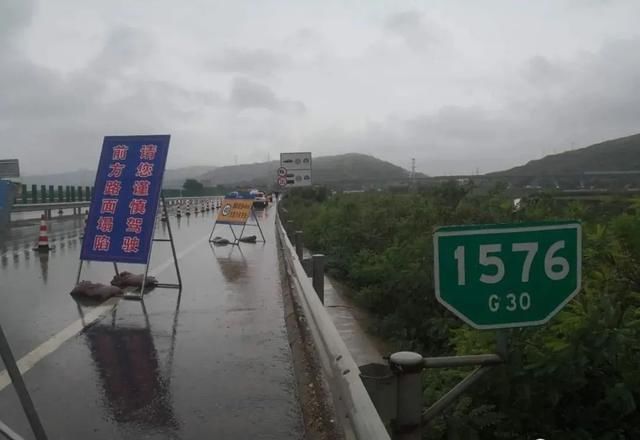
top-left (111, 271), bottom-right (158, 288)
top-left (238, 235), bottom-right (257, 243)
top-left (211, 236), bottom-right (231, 246)
top-left (70, 281), bottom-right (122, 300)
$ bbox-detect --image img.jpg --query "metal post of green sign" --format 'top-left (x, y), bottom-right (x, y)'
top-left (31, 185), bottom-right (37, 203)
top-left (433, 221), bottom-right (582, 329)
top-left (40, 185), bottom-right (46, 203)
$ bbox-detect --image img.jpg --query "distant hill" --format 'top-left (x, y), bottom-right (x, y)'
top-left (21, 166), bottom-right (217, 188)
top-left (494, 133), bottom-right (640, 176)
top-left (163, 166), bottom-right (218, 188)
top-left (199, 153), bottom-right (411, 186)
top-left (21, 153), bottom-right (414, 189)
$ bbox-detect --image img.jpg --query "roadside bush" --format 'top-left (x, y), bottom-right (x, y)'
top-left (283, 185), bottom-right (640, 439)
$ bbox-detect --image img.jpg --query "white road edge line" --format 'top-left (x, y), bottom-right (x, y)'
top-left (0, 235), bottom-right (208, 392)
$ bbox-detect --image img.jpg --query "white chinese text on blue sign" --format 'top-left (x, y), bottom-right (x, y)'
top-left (80, 135), bottom-right (170, 264)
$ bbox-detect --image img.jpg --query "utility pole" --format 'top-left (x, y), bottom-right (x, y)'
top-left (411, 158), bottom-right (416, 187)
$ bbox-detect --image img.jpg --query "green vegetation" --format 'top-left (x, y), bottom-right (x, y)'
top-left (494, 133), bottom-right (640, 176)
top-left (161, 179), bottom-right (229, 197)
top-left (182, 178), bottom-right (204, 195)
top-left (282, 185), bottom-right (640, 439)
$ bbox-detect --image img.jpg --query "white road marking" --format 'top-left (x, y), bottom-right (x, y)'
top-left (0, 298), bottom-right (118, 391)
top-left (0, 235), bottom-right (208, 392)
top-left (148, 237), bottom-right (206, 276)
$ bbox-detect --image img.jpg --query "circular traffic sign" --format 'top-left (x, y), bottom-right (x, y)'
top-left (277, 167), bottom-right (287, 177)
top-left (277, 176), bottom-right (288, 187)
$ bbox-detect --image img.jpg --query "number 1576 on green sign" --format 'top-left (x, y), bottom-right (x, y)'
top-left (433, 222), bottom-right (582, 330)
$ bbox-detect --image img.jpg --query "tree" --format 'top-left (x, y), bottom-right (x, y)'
top-left (182, 178), bottom-right (204, 195)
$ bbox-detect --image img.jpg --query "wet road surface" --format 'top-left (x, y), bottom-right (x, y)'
top-left (0, 206), bottom-right (304, 439)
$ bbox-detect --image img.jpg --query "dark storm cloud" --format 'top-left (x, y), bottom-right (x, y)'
top-left (0, 22), bottom-right (223, 173)
top-left (384, 10), bottom-right (444, 51)
top-left (229, 77), bottom-right (306, 114)
top-left (307, 36), bottom-right (640, 175)
top-left (3, 0), bottom-right (639, 174)
top-left (0, 8), bottom-right (304, 173)
top-left (208, 48), bottom-right (290, 76)
top-left (0, 0), bottom-right (34, 43)
top-left (522, 56), bottom-right (569, 87)
top-left (87, 25), bottom-right (154, 74)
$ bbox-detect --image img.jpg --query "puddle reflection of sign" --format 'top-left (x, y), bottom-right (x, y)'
top-left (217, 198), bottom-right (253, 225)
top-left (217, 255), bottom-right (248, 282)
top-left (86, 326), bottom-right (177, 428)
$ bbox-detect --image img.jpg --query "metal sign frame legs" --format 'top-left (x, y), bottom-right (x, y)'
top-left (239, 207), bottom-right (266, 243)
top-left (75, 193), bottom-right (182, 299)
top-left (208, 207), bottom-right (265, 245)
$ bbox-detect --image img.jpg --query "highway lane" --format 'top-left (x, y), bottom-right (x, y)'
top-left (0, 205), bottom-right (304, 439)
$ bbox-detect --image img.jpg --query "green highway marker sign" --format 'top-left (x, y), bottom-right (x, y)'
top-left (434, 221), bottom-right (582, 329)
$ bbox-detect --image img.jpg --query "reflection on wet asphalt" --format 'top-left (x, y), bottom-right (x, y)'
top-left (0, 205), bottom-right (304, 439)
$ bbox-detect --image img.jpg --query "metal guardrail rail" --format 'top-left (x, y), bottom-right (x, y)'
top-left (11, 201), bottom-right (90, 213)
top-left (11, 196), bottom-right (223, 213)
top-left (276, 212), bottom-right (390, 440)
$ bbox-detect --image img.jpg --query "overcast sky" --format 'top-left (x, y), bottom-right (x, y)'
top-left (2, 0), bottom-right (640, 175)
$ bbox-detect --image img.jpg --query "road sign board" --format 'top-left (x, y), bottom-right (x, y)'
top-left (285, 170), bottom-right (311, 187)
top-left (280, 152), bottom-right (311, 171)
top-left (216, 198), bottom-right (253, 225)
top-left (433, 221), bottom-right (582, 329)
top-left (81, 135), bottom-right (170, 264)
top-left (279, 152), bottom-right (312, 187)
top-left (0, 159), bottom-right (19, 178)
top-left (277, 176), bottom-right (288, 187)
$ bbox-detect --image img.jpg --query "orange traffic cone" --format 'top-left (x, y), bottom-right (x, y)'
top-left (80, 210), bottom-right (88, 238)
top-left (33, 215), bottom-right (53, 252)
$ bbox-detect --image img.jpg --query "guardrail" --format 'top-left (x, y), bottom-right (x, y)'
top-left (275, 211), bottom-right (391, 440)
top-left (11, 196), bottom-right (224, 215)
top-left (11, 201), bottom-right (90, 213)
top-left (277, 204), bottom-right (508, 440)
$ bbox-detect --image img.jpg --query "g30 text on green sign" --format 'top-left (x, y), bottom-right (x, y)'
top-left (433, 222), bottom-right (582, 330)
